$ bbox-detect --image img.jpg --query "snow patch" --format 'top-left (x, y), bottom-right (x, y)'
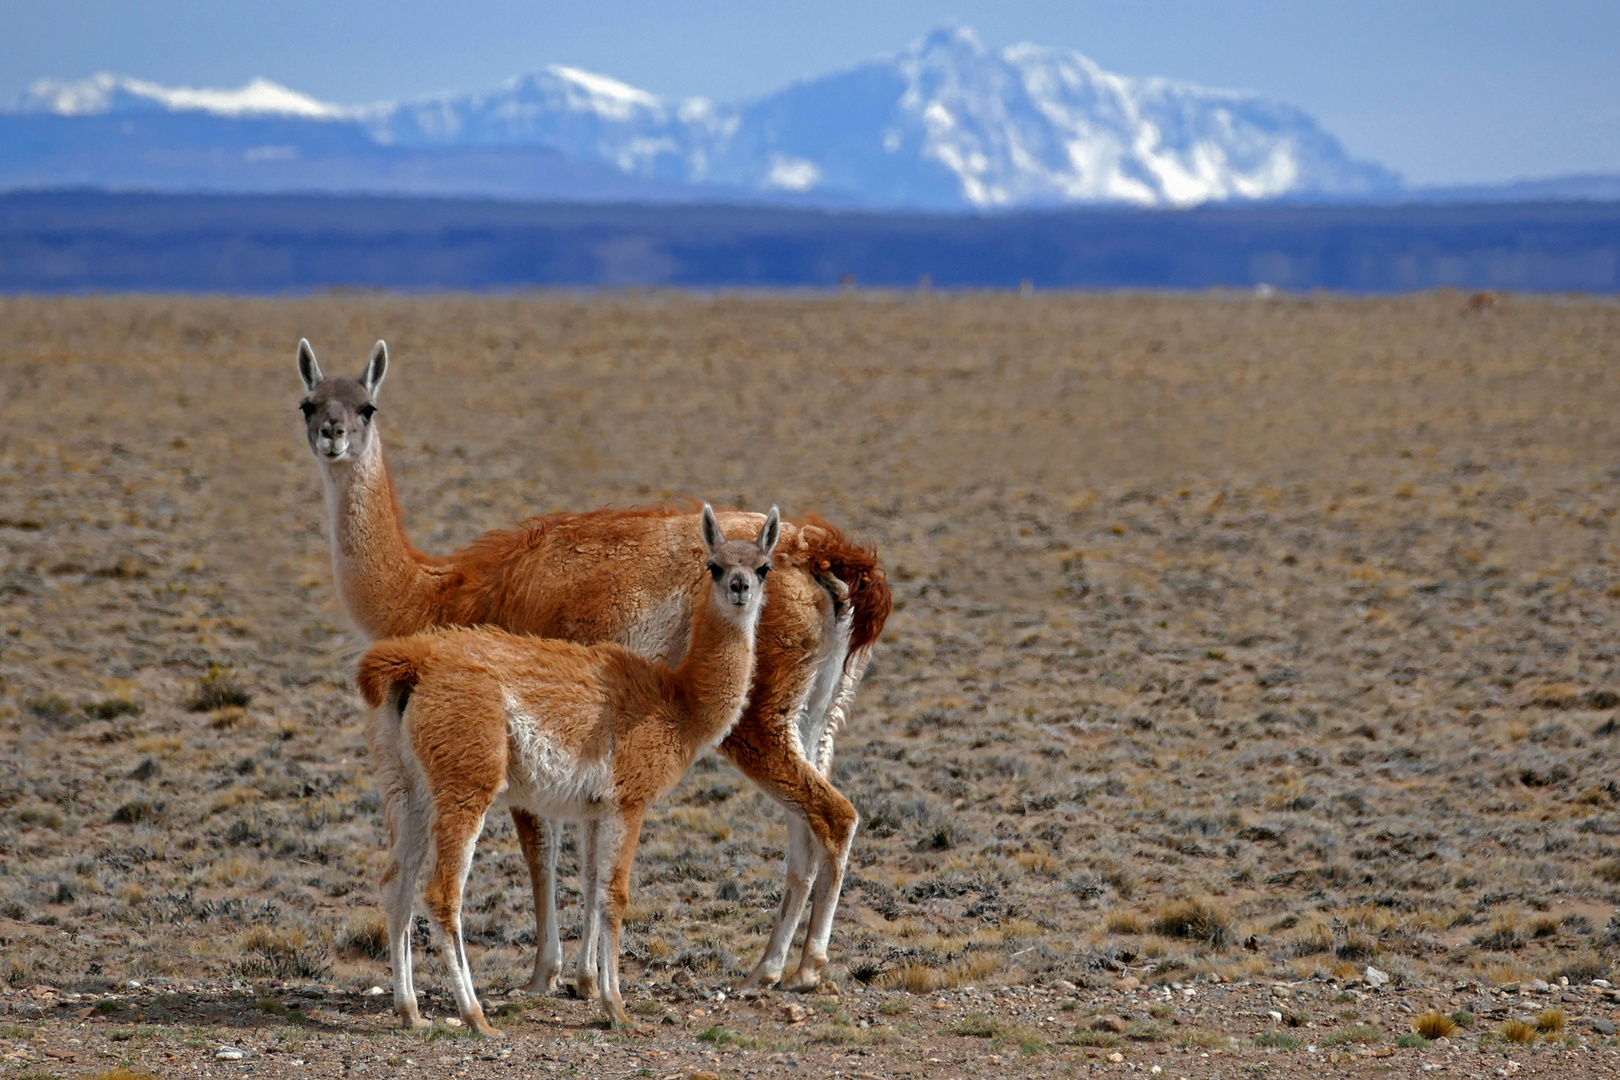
top-left (546, 64), bottom-right (661, 119)
top-left (21, 73), bottom-right (347, 119)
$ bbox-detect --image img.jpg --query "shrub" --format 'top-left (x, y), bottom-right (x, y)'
top-left (1536, 1009), bottom-right (1565, 1034)
top-left (1396, 1033), bottom-right (1430, 1048)
top-left (1414, 1011), bottom-right (1456, 1039)
top-left (1106, 909), bottom-right (1145, 935)
top-left (85, 698), bottom-right (143, 721)
top-left (1550, 953), bottom-right (1609, 983)
top-left (1151, 897), bottom-right (1230, 949)
top-left (1472, 915), bottom-right (1524, 952)
top-left (913, 820), bottom-right (967, 852)
top-left (1254, 1032), bottom-right (1302, 1049)
top-left (111, 800), bottom-right (167, 825)
top-left (1062, 1028), bottom-right (1123, 1048)
top-left (956, 1013), bottom-right (1004, 1038)
top-left (339, 915), bottom-right (389, 961)
top-left (24, 694), bottom-right (79, 728)
top-left (876, 953), bottom-right (1000, 992)
top-left (232, 926), bottom-right (330, 981)
top-left (1499, 1019), bottom-right (1536, 1044)
top-left (189, 665), bottom-right (251, 712)
top-left (1451, 1009), bottom-right (1476, 1027)
top-left (1322, 1025), bottom-right (1382, 1047)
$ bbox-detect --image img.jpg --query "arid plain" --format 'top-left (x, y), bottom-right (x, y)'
top-left (3, 292), bottom-right (1620, 1079)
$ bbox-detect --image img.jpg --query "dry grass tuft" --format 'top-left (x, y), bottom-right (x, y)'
top-left (1536, 1008), bottom-right (1565, 1034)
top-left (1151, 898), bottom-right (1230, 949)
top-left (232, 926), bottom-right (331, 981)
top-left (339, 915), bottom-right (389, 962)
top-left (1414, 1012), bottom-right (1456, 1039)
top-left (189, 664), bottom-right (251, 712)
top-left (1322, 1024), bottom-right (1382, 1047)
top-left (1105, 909), bottom-right (1145, 935)
top-left (1499, 1019), bottom-right (1537, 1044)
top-left (877, 953), bottom-right (1000, 993)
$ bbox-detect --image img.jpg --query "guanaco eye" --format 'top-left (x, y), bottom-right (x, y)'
top-left (357, 404), bottom-right (377, 422)
top-left (708, 562), bottom-right (724, 581)
top-left (298, 401), bottom-right (317, 417)
top-left (756, 564), bottom-right (771, 580)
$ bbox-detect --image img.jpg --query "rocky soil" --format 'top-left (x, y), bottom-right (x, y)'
top-left (3, 291), bottom-right (1620, 1079)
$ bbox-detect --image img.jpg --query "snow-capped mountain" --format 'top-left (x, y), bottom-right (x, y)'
top-left (19, 72), bottom-right (352, 120)
top-left (5, 27), bottom-right (1400, 208)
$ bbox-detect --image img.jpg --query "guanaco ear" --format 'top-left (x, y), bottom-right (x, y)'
top-left (297, 338), bottom-right (323, 391)
top-left (701, 503), bottom-right (723, 551)
top-left (757, 505), bottom-right (781, 556)
top-left (360, 341), bottom-right (388, 399)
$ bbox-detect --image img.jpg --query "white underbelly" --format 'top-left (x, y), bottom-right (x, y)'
top-left (503, 690), bottom-right (618, 819)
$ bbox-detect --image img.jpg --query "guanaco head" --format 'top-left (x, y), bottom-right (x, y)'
top-left (296, 339), bottom-right (387, 464)
top-left (701, 503), bottom-right (779, 622)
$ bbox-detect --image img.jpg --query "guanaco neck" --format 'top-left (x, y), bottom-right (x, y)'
top-left (670, 589), bottom-right (759, 759)
top-left (316, 433), bottom-right (436, 642)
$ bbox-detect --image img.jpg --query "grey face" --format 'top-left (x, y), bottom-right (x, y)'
top-left (701, 503), bottom-right (781, 615)
top-left (296, 339), bottom-right (387, 464)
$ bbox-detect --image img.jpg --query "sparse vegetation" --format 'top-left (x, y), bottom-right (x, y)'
top-left (188, 664), bottom-right (251, 712)
top-left (1414, 1011), bottom-right (1456, 1039)
top-left (5, 293), bottom-right (1620, 1067)
top-left (1254, 1032), bottom-right (1303, 1049)
top-left (1322, 1025), bottom-right (1383, 1047)
top-left (85, 698), bottom-right (144, 720)
top-left (1150, 897), bottom-right (1231, 949)
top-left (339, 915), bottom-right (389, 961)
top-left (1500, 1019), bottom-right (1537, 1044)
top-left (232, 926), bottom-right (331, 981)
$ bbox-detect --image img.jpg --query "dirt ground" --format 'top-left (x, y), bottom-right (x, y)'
top-left (4, 290), bottom-right (1620, 1080)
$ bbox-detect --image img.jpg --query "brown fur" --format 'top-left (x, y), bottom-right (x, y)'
top-left (359, 509), bottom-right (774, 1031)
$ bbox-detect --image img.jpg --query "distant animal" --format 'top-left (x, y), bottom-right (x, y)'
top-left (296, 339), bottom-right (890, 992)
top-left (1467, 290), bottom-right (1499, 313)
top-left (356, 505), bottom-right (777, 1032)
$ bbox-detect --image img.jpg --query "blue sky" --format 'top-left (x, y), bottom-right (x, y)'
top-left (3, 0), bottom-right (1617, 187)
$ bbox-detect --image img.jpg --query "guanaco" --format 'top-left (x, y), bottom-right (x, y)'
top-left (357, 505), bottom-right (778, 1032)
top-left (297, 340), bottom-right (888, 991)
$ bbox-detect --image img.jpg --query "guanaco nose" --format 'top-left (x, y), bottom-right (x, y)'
top-left (727, 571), bottom-right (752, 606)
top-left (321, 418), bottom-right (346, 441)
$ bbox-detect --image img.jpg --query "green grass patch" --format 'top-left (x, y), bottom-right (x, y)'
top-left (1254, 1032), bottom-right (1303, 1049)
top-left (1062, 1028), bottom-right (1123, 1048)
top-left (1179, 1030), bottom-right (1232, 1050)
top-left (1323, 1025), bottom-right (1383, 1047)
top-left (956, 1013), bottom-right (1004, 1038)
top-left (1396, 1033), bottom-right (1430, 1048)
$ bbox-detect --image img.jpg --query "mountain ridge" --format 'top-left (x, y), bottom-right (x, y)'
top-left (5, 27), bottom-right (1592, 210)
